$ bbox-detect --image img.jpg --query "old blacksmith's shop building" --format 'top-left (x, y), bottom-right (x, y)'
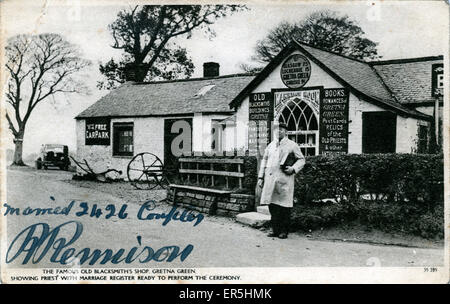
top-left (75, 40), bottom-right (444, 176)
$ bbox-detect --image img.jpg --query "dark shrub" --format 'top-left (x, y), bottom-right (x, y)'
top-left (293, 153), bottom-right (443, 239)
top-left (291, 202), bottom-right (350, 231)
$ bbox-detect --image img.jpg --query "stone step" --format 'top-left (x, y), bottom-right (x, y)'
top-left (256, 205), bottom-right (270, 215)
top-left (236, 212), bottom-right (271, 227)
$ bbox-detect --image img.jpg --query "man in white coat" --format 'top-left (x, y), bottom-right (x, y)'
top-left (257, 122), bottom-right (305, 239)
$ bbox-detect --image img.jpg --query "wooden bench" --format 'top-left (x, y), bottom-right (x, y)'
top-left (178, 157), bottom-right (245, 189)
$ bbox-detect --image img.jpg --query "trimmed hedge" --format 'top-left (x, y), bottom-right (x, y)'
top-left (295, 154), bottom-right (443, 205)
top-left (292, 154), bottom-right (444, 239)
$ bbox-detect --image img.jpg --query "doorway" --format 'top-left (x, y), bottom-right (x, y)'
top-left (164, 118), bottom-right (193, 170)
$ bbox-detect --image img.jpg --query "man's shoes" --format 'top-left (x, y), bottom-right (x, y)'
top-left (267, 232), bottom-right (279, 237)
top-left (278, 233), bottom-right (288, 239)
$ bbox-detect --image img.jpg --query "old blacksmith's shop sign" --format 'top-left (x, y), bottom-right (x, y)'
top-left (248, 92), bottom-right (273, 155)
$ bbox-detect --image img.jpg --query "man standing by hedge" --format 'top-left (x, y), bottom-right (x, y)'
top-left (257, 123), bottom-right (305, 239)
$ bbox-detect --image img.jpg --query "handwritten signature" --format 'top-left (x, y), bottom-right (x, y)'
top-left (3, 199), bottom-right (204, 226)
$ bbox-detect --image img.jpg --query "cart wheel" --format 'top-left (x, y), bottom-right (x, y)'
top-left (127, 152), bottom-right (170, 190)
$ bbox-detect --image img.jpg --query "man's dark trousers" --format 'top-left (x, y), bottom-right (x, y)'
top-left (269, 203), bottom-right (291, 235)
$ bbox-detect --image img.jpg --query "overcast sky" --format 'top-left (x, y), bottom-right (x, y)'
top-left (1, 0), bottom-right (448, 158)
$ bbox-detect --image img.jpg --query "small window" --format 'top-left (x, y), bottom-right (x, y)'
top-left (113, 123), bottom-right (134, 156)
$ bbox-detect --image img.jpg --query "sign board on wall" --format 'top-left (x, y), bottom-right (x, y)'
top-left (280, 54), bottom-right (311, 89)
top-left (319, 88), bottom-right (349, 155)
top-left (274, 88), bottom-right (321, 117)
top-left (431, 63), bottom-right (444, 97)
top-left (85, 118), bottom-right (111, 145)
top-left (248, 92), bottom-right (273, 156)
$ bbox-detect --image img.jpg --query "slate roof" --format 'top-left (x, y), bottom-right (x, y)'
top-left (78, 40), bottom-right (438, 121)
top-left (371, 56), bottom-right (443, 105)
top-left (299, 44), bottom-right (435, 118)
top-left (230, 40), bottom-right (433, 120)
top-left (76, 74), bottom-right (256, 118)
top-left (300, 44), bottom-right (394, 103)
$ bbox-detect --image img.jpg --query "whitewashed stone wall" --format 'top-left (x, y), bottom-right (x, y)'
top-left (192, 113), bottom-right (229, 153)
top-left (76, 117), bottom-right (164, 178)
top-left (76, 114), bottom-right (227, 179)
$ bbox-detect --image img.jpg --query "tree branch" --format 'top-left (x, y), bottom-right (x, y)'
top-left (5, 112), bottom-right (18, 137)
top-left (139, 6), bottom-right (167, 62)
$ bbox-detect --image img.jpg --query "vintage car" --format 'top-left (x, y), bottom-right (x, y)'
top-left (35, 144), bottom-right (70, 170)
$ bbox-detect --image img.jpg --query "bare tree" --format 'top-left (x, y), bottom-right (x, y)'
top-left (5, 33), bottom-right (91, 166)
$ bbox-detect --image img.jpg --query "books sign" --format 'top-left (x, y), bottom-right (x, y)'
top-left (319, 88), bottom-right (349, 155)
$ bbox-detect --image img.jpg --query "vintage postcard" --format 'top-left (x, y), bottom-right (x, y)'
top-left (0, 0), bottom-right (448, 284)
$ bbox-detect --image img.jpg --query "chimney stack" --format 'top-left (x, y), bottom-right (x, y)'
top-left (203, 62), bottom-right (220, 78)
top-left (124, 63), bottom-right (148, 82)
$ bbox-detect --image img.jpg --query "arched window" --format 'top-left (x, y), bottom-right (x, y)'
top-left (278, 97), bottom-right (318, 156)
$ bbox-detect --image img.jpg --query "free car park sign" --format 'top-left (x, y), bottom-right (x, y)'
top-left (85, 118), bottom-right (111, 145)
